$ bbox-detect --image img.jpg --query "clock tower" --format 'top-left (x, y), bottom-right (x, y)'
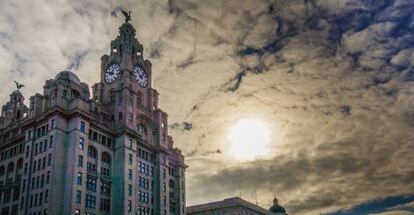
top-left (90, 17), bottom-right (186, 215)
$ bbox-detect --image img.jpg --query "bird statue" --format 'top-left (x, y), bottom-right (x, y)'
top-left (121, 10), bottom-right (131, 23)
top-left (14, 81), bottom-right (25, 89)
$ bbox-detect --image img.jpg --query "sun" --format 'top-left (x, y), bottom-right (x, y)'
top-left (228, 119), bottom-right (271, 161)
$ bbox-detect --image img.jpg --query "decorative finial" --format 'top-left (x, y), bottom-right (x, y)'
top-left (14, 81), bottom-right (25, 90)
top-left (121, 10), bottom-right (131, 23)
top-left (273, 195), bottom-right (278, 205)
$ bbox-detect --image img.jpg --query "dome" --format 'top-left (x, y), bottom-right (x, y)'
top-left (269, 197), bottom-right (286, 214)
top-left (55, 71), bottom-right (81, 85)
top-left (269, 204), bottom-right (286, 213)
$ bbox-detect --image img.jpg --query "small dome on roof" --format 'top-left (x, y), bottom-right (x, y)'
top-left (269, 197), bottom-right (287, 214)
top-left (55, 71), bottom-right (81, 85)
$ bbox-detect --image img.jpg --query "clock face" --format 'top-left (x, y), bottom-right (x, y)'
top-left (133, 65), bottom-right (148, 87)
top-left (104, 63), bottom-right (120, 83)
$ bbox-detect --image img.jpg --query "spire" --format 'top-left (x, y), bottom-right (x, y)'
top-left (273, 195), bottom-right (278, 205)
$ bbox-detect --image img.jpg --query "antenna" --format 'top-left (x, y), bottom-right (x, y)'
top-left (255, 189), bottom-right (258, 205)
top-left (239, 183), bottom-right (242, 198)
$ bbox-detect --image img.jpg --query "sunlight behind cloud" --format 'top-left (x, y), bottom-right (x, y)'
top-left (228, 119), bottom-right (271, 161)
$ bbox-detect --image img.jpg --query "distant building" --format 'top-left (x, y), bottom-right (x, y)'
top-left (187, 197), bottom-right (287, 215)
top-left (0, 17), bottom-right (187, 215)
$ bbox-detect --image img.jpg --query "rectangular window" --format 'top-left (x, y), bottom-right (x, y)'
top-left (80, 121), bottom-right (86, 133)
top-left (128, 184), bottom-right (132, 196)
top-left (45, 190), bottom-right (49, 203)
top-left (76, 190), bottom-right (81, 203)
top-left (128, 169), bottom-right (132, 180)
top-left (46, 171), bottom-right (51, 184)
top-left (101, 182), bottom-right (111, 195)
top-left (49, 136), bottom-right (53, 148)
top-left (86, 177), bottom-right (97, 192)
top-left (128, 153), bottom-right (132, 165)
top-left (76, 172), bottom-right (82, 185)
top-left (128, 200), bottom-right (132, 212)
top-left (51, 119), bottom-right (55, 129)
top-left (85, 195), bottom-right (96, 208)
top-left (78, 155), bottom-right (83, 167)
top-left (47, 154), bottom-right (52, 166)
top-left (79, 138), bottom-right (84, 150)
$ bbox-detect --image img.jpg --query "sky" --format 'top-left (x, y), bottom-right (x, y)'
top-left (1, 0), bottom-right (414, 214)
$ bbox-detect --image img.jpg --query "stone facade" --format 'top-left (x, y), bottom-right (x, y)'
top-left (0, 21), bottom-right (187, 215)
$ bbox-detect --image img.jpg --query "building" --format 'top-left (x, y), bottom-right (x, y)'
top-left (187, 197), bottom-right (287, 215)
top-left (0, 16), bottom-right (187, 215)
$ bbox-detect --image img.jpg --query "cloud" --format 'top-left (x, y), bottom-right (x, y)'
top-left (1, 0), bottom-right (414, 214)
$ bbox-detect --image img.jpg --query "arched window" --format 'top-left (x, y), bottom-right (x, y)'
top-left (7, 162), bottom-right (14, 173)
top-left (102, 152), bottom-right (112, 164)
top-left (137, 123), bottom-right (148, 136)
top-left (88, 146), bottom-right (97, 159)
top-left (0, 165), bottom-right (4, 176)
top-left (17, 158), bottom-right (24, 170)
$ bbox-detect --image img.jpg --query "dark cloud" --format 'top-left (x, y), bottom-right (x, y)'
top-left (2, 0), bottom-right (414, 214)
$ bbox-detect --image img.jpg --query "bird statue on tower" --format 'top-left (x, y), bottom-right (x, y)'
top-left (121, 10), bottom-right (131, 23)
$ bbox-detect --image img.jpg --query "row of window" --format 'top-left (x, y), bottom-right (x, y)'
top-left (88, 129), bottom-right (113, 148)
top-left (138, 176), bottom-right (151, 189)
top-left (0, 186), bottom-right (19, 204)
top-left (138, 191), bottom-right (150, 203)
top-left (30, 154), bottom-right (52, 174)
top-left (30, 136), bottom-right (53, 158)
top-left (0, 158), bottom-right (23, 176)
top-left (1, 204), bottom-right (18, 215)
top-left (138, 149), bottom-right (154, 162)
top-left (76, 173), bottom-right (111, 195)
top-left (28, 190), bottom-right (49, 209)
top-left (27, 172), bottom-right (50, 191)
top-left (138, 161), bottom-right (151, 175)
top-left (0, 144), bottom-right (24, 161)
top-left (78, 140), bottom-right (112, 165)
top-left (138, 205), bottom-right (151, 215)
top-left (76, 192), bottom-right (110, 212)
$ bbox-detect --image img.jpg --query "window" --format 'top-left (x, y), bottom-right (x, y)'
top-left (128, 184), bottom-right (132, 196)
top-left (100, 198), bottom-right (110, 211)
top-left (128, 153), bottom-right (132, 165)
top-left (51, 119), bottom-right (55, 129)
top-left (78, 155), bottom-right (83, 167)
top-left (86, 178), bottom-right (97, 192)
top-left (8, 162), bottom-right (14, 173)
top-left (101, 182), bottom-right (111, 195)
top-left (45, 190), bottom-right (49, 203)
top-left (79, 138), bottom-right (84, 150)
top-left (128, 139), bottom-right (133, 148)
top-left (49, 136), bottom-right (53, 148)
top-left (128, 169), bottom-right (132, 180)
top-left (128, 112), bottom-right (133, 121)
top-left (128, 200), bottom-right (132, 212)
top-left (87, 162), bottom-right (96, 172)
top-left (88, 146), bottom-right (97, 159)
top-left (137, 124), bottom-right (147, 136)
top-left (85, 195), bottom-right (96, 208)
top-left (101, 152), bottom-right (111, 164)
top-left (76, 172), bottom-right (82, 185)
top-left (46, 171), bottom-right (51, 184)
top-left (47, 154), bottom-right (52, 166)
top-left (80, 121), bottom-right (86, 133)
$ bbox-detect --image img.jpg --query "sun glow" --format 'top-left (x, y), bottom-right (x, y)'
top-left (228, 119), bottom-right (271, 161)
